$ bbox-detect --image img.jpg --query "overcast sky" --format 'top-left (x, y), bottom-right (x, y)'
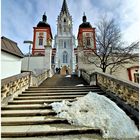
top-left (1, 0), bottom-right (140, 54)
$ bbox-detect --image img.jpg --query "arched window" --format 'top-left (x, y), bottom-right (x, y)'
top-left (86, 37), bottom-right (91, 46)
top-left (64, 41), bottom-right (66, 48)
top-left (64, 18), bottom-right (66, 23)
top-left (39, 38), bottom-right (43, 46)
top-left (63, 51), bottom-right (68, 63)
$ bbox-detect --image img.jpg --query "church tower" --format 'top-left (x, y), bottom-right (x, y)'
top-left (77, 13), bottom-right (96, 50)
top-left (77, 13), bottom-right (96, 71)
top-left (54, 0), bottom-right (76, 74)
top-left (32, 13), bottom-right (53, 55)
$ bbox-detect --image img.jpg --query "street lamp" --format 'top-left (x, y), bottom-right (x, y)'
top-left (23, 40), bottom-right (33, 71)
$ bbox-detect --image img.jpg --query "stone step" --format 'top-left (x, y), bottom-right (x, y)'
top-left (23, 89), bottom-right (101, 93)
top-left (8, 99), bottom-right (76, 105)
top-left (1, 133), bottom-right (102, 140)
top-left (2, 104), bottom-right (52, 110)
top-left (14, 95), bottom-right (83, 100)
top-left (2, 109), bottom-right (56, 117)
top-left (2, 116), bottom-right (62, 122)
top-left (20, 92), bottom-right (88, 96)
top-left (27, 86), bottom-right (98, 90)
top-left (1, 124), bottom-right (101, 138)
top-left (2, 117), bottom-right (68, 126)
top-left (30, 85), bottom-right (96, 88)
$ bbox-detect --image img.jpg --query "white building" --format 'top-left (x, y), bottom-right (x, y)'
top-left (1, 36), bottom-right (24, 79)
top-left (53, 0), bottom-right (76, 74)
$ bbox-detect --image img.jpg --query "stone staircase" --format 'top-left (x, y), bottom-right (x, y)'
top-left (1, 74), bottom-right (104, 139)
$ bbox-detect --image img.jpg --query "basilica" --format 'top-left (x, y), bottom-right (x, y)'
top-left (29, 0), bottom-right (138, 83)
top-left (32, 0), bottom-right (96, 75)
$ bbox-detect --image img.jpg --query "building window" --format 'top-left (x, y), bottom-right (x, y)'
top-left (52, 55), bottom-right (55, 64)
top-left (64, 27), bottom-right (66, 32)
top-left (64, 18), bottom-right (66, 23)
top-left (86, 37), bottom-right (91, 46)
top-left (39, 38), bottom-right (43, 46)
top-left (64, 41), bottom-right (66, 48)
top-left (134, 72), bottom-right (139, 83)
top-left (63, 51), bottom-right (68, 63)
top-left (76, 55), bottom-right (78, 63)
top-left (39, 32), bottom-right (44, 36)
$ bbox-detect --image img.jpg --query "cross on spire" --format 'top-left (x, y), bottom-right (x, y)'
top-left (83, 12), bottom-right (87, 23)
top-left (42, 12), bottom-right (47, 22)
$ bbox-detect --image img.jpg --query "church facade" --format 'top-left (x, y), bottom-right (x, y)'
top-left (30, 0), bottom-right (139, 83)
top-left (53, 0), bottom-right (76, 74)
top-left (32, 0), bottom-right (96, 75)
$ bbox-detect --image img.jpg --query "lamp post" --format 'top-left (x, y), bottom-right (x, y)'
top-left (23, 41), bottom-right (33, 71)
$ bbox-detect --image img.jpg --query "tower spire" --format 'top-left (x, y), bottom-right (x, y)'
top-left (61, 0), bottom-right (69, 14)
top-left (82, 12), bottom-right (87, 23)
top-left (42, 12), bottom-right (47, 22)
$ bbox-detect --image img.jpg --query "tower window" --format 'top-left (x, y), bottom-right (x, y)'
top-left (63, 51), bottom-right (68, 63)
top-left (76, 55), bottom-right (78, 63)
top-left (39, 32), bottom-right (44, 36)
top-left (134, 73), bottom-right (139, 83)
top-left (86, 37), bottom-right (91, 46)
top-left (64, 41), bottom-right (66, 48)
top-left (39, 38), bottom-right (43, 46)
top-left (64, 25), bottom-right (66, 32)
top-left (52, 55), bottom-right (55, 64)
top-left (64, 18), bottom-right (66, 23)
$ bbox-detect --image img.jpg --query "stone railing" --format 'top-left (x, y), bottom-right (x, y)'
top-left (1, 72), bottom-right (30, 106)
top-left (81, 69), bottom-right (139, 110)
top-left (31, 69), bottom-right (50, 87)
top-left (1, 69), bottom-right (50, 106)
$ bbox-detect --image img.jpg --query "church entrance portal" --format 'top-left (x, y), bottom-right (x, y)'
top-left (60, 66), bottom-right (71, 75)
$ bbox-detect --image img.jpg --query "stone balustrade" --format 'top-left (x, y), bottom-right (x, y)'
top-left (1, 69), bottom-right (50, 105)
top-left (81, 69), bottom-right (139, 110)
top-left (31, 69), bottom-right (50, 87)
top-left (1, 72), bottom-right (30, 106)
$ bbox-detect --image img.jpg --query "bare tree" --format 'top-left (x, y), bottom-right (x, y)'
top-left (83, 17), bottom-right (139, 73)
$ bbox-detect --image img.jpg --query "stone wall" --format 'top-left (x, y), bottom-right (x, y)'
top-left (31, 69), bottom-right (50, 86)
top-left (21, 56), bottom-right (46, 72)
top-left (81, 70), bottom-right (139, 110)
top-left (1, 72), bottom-right (30, 106)
top-left (1, 69), bottom-right (50, 106)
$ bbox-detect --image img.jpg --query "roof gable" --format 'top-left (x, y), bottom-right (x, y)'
top-left (1, 36), bottom-right (24, 58)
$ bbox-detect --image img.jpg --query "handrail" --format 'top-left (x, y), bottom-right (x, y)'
top-left (1, 72), bottom-right (30, 106)
top-left (1, 72), bottom-right (30, 86)
top-left (92, 71), bottom-right (139, 91)
top-left (1, 69), bottom-right (50, 105)
top-left (81, 69), bottom-right (139, 110)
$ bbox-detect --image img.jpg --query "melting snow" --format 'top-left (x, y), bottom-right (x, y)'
top-left (51, 92), bottom-right (138, 139)
top-left (65, 75), bottom-right (71, 77)
top-left (75, 84), bottom-right (84, 86)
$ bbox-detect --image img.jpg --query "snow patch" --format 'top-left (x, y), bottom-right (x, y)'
top-left (75, 84), bottom-right (84, 86)
top-left (51, 92), bottom-right (138, 139)
top-left (65, 75), bottom-right (71, 77)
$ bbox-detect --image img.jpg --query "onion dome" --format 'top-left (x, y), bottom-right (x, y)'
top-left (79, 13), bottom-right (92, 28)
top-left (37, 12), bottom-right (50, 27)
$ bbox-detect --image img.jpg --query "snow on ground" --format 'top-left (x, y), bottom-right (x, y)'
top-left (75, 84), bottom-right (84, 86)
top-left (65, 75), bottom-right (71, 77)
top-left (51, 92), bottom-right (138, 139)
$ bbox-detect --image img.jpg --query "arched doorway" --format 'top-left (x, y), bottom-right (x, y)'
top-left (60, 65), bottom-right (71, 75)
